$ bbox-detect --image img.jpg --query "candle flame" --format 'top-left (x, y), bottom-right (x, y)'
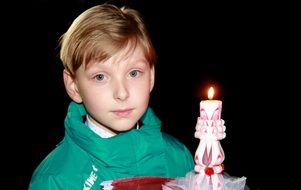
top-left (208, 87), bottom-right (214, 100)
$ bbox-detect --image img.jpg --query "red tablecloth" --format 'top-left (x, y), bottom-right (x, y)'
top-left (102, 176), bottom-right (175, 190)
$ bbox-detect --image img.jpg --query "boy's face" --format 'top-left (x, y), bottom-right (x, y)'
top-left (64, 44), bottom-right (154, 134)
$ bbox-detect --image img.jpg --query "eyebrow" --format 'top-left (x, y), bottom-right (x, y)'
top-left (85, 58), bottom-right (149, 73)
top-left (130, 59), bottom-right (149, 66)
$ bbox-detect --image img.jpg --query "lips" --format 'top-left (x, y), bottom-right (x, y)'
top-left (112, 108), bottom-right (133, 117)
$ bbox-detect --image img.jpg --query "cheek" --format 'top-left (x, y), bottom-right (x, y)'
top-left (83, 95), bottom-right (108, 120)
top-left (79, 87), bottom-right (109, 109)
top-left (133, 80), bottom-right (151, 93)
top-left (132, 85), bottom-right (151, 105)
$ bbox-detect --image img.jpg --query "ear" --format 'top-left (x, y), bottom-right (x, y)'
top-left (150, 65), bottom-right (155, 92)
top-left (63, 69), bottom-right (83, 103)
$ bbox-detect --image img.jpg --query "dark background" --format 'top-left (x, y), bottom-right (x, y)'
top-left (4, 0), bottom-right (298, 189)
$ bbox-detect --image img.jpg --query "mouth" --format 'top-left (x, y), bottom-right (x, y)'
top-left (112, 108), bottom-right (134, 117)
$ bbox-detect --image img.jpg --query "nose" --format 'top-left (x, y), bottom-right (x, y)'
top-left (113, 79), bottom-right (129, 101)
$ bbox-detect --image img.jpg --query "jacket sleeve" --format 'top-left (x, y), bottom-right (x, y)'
top-left (183, 143), bottom-right (195, 171)
top-left (29, 175), bottom-right (78, 190)
top-left (29, 175), bottom-right (60, 190)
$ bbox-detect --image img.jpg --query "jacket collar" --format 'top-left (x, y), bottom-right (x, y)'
top-left (64, 102), bottom-right (164, 172)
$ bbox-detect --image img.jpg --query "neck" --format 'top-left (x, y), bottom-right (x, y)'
top-left (85, 115), bottom-right (140, 138)
top-left (85, 115), bottom-right (116, 138)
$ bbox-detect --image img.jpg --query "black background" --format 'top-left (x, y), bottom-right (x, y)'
top-left (4, 0), bottom-right (298, 189)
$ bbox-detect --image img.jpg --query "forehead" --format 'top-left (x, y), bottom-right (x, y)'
top-left (91, 42), bottom-right (148, 67)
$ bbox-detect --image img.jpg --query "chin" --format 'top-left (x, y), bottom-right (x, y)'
top-left (111, 122), bottom-right (137, 132)
top-left (118, 126), bottom-right (136, 132)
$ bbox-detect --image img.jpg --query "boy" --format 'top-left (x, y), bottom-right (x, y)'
top-left (29, 4), bottom-right (194, 190)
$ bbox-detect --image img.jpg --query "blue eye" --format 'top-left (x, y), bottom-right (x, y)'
top-left (95, 74), bottom-right (105, 81)
top-left (129, 70), bottom-right (139, 77)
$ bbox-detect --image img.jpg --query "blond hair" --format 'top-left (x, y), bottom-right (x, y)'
top-left (59, 4), bottom-right (156, 77)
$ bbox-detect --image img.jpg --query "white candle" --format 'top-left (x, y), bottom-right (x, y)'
top-left (200, 87), bottom-right (222, 120)
top-left (195, 86), bottom-right (225, 190)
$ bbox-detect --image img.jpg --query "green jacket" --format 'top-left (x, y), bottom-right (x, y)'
top-left (29, 102), bottom-right (194, 190)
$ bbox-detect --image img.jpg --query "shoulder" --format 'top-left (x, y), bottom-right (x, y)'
top-left (29, 140), bottom-right (89, 189)
top-left (161, 132), bottom-right (193, 158)
top-left (161, 132), bottom-right (195, 175)
top-left (161, 132), bottom-right (187, 150)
